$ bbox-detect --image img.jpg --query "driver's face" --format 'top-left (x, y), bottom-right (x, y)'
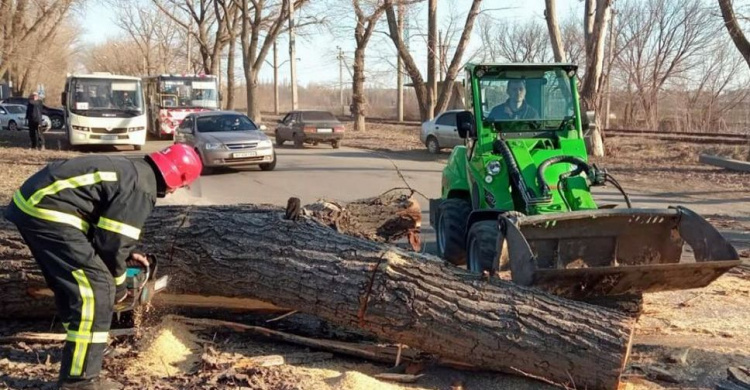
top-left (508, 82), bottom-right (526, 103)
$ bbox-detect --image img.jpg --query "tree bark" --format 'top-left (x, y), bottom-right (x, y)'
top-left (427, 0), bottom-right (437, 119)
top-left (718, 0), bottom-right (750, 69)
top-left (580, 0), bottom-right (611, 157)
top-left (0, 203), bottom-right (633, 389)
top-left (544, 0), bottom-right (567, 62)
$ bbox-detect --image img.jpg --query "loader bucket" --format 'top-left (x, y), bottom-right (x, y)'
top-left (502, 207), bottom-right (741, 299)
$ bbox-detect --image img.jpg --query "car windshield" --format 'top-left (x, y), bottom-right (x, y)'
top-left (479, 69), bottom-right (574, 128)
top-left (301, 111), bottom-right (336, 121)
top-left (196, 115), bottom-right (258, 133)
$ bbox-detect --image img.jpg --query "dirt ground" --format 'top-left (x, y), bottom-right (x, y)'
top-left (0, 125), bottom-right (749, 390)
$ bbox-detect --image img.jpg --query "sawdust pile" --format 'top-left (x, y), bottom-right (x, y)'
top-left (328, 371), bottom-right (402, 390)
top-left (126, 317), bottom-right (202, 378)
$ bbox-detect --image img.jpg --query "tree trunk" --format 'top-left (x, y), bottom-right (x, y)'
top-left (226, 34), bottom-right (236, 110)
top-left (544, 0), bottom-right (567, 62)
top-left (352, 46), bottom-right (367, 132)
top-left (718, 0), bottom-right (750, 69)
top-left (0, 205), bottom-right (634, 389)
top-left (427, 0), bottom-right (437, 119)
top-left (580, 0), bottom-right (612, 157)
top-left (245, 68), bottom-right (261, 123)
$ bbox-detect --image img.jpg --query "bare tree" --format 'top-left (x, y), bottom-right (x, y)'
top-left (615, 0), bottom-right (712, 129)
top-left (216, 0), bottom-right (241, 109)
top-left (477, 16), bottom-right (551, 63)
top-left (384, 0), bottom-right (482, 121)
top-left (152, 0), bottom-right (231, 75)
top-left (0, 0), bottom-right (80, 85)
top-left (718, 0), bottom-right (750, 69)
top-left (237, 0), bottom-right (314, 122)
top-left (351, 0), bottom-right (388, 131)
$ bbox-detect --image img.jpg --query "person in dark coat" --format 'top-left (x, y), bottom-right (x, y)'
top-left (26, 91), bottom-right (45, 150)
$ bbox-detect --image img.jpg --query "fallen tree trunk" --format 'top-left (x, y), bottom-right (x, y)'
top-left (0, 204), bottom-right (634, 389)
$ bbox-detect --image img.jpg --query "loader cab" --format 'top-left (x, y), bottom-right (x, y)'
top-left (458, 64), bottom-right (581, 139)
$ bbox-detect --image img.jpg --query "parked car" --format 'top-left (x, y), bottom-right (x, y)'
top-left (0, 97), bottom-right (65, 130)
top-left (420, 109), bottom-right (464, 154)
top-left (174, 111), bottom-right (276, 172)
top-left (275, 110), bottom-right (344, 149)
top-left (0, 104), bottom-right (28, 131)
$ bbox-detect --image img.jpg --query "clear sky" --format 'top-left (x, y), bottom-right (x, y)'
top-left (80, 0), bottom-right (582, 87)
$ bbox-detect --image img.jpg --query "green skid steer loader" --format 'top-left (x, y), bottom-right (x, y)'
top-left (429, 63), bottom-right (740, 311)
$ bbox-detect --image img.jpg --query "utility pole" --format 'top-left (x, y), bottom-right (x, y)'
top-left (288, 0), bottom-right (299, 110)
top-left (337, 46), bottom-right (344, 115)
top-left (438, 30), bottom-right (444, 82)
top-left (274, 40), bottom-right (279, 115)
top-left (397, 1), bottom-right (405, 122)
top-left (604, 8), bottom-right (616, 130)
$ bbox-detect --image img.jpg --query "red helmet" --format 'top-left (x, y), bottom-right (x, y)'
top-left (148, 144), bottom-right (203, 191)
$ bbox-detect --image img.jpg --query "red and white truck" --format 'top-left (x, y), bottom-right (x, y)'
top-left (143, 74), bottom-right (219, 139)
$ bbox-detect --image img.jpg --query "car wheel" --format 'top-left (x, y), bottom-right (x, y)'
top-left (260, 152), bottom-right (277, 171)
top-left (49, 115), bottom-right (64, 130)
top-left (331, 140), bottom-right (340, 149)
top-left (8, 121), bottom-right (17, 132)
top-left (426, 136), bottom-right (440, 154)
top-left (275, 132), bottom-right (285, 146)
top-left (293, 133), bottom-right (304, 148)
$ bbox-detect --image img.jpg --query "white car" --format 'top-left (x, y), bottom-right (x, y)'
top-left (0, 103), bottom-right (51, 132)
top-left (0, 104), bottom-right (27, 131)
top-left (420, 109), bottom-right (464, 154)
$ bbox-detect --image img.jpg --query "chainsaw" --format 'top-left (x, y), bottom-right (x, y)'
top-left (113, 253), bottom-right (169, 317)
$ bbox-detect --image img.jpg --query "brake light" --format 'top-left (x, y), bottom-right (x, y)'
top-left (303, 126), bottom-right (316, 133)
top-left (333, 126), bottom-right (345, 133)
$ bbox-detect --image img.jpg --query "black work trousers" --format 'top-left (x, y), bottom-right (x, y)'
top-left (29, 121), bottom-right (45, 150)
top-left (15, 223), bottom-right (115, 382)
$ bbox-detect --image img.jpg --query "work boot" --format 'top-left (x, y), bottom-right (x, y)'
top-left (57, 377), bottom-right (123, 390)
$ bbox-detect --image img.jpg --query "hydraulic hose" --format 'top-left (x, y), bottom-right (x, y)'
top-left (493, 139), bottom-right (535, 213)
top-left (537, 156), bottom-right (591, 200)
top-left (605, 173), bottom-right (632, 208)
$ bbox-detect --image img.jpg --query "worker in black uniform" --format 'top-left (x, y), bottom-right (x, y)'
top-left (4, 144), bottom-right (202, 390)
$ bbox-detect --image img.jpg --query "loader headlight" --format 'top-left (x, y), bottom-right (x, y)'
top-left (484, 175), bottom-right (493, 184)
top-left (486, 161), bottom-right (502, 176)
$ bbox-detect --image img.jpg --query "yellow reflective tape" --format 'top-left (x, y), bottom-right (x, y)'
top-left (97, 217), bottom-right (141, 240)
top-left (28, 171), bottom-right (117, 206)
top-left (91, 332), bottom-right (109, 344)
top-left (70, 270), bottom-right (95, 377)
top-left (13, 191), bottom-right (90, 232)
top-left (114, 272), bottom-right (127, 286)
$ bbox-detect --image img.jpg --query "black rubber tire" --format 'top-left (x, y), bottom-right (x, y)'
top-left (467, 220), bottom-right (501, 274)
top-left (436, 198), bottom-right (472, 265)
top-left (332, 140), bottom-right (340, 149)
top-left (49, 115), bottom-right (64, 130)
top-left (260, 152), bottom-right (277, 171)
top-left (133, 145), bottom-right (142, 151)
top-left (293, 134), bottom-right (304, 148)
top-left (426, 136), bottom-right (440, 154)
top-left (8, 121), bottom-right (17, 132)
top-left (275, 131), bottom-right (284, 146)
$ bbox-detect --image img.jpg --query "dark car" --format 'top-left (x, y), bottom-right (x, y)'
top-left (0, 96), bottom-right (65, 129)
top-left (274, 110), bottom-right (345, 149)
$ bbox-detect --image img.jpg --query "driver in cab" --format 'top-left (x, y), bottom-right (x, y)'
top-left (488, 79), bottom-right (539, 120)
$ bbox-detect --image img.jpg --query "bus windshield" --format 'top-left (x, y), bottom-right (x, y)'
top-left (70, 78), bottom-right (143, 115)
top-left (158, 78), bottom-right (218, 108)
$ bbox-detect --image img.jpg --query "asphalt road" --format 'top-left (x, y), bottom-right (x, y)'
top-left (123, 140), bottom-right (748, 254)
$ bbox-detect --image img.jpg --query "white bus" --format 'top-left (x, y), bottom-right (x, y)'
top-left (62, 73), bottom-right (148, 150)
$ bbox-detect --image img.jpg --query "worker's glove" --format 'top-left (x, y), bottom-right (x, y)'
top-left (115, 283), bottom-right (129, 304)
top-left (127, 252), bottom-right (150, 268)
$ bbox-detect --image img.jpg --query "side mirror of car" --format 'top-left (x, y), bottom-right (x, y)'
top-left (259, 124), bottom-right (267, 131)
top-left (61, 92), bottom-right (67, 107)
top-left (277, 119), bottom-right (284, 124)
top-left (456, 110), bottom-right (475, 139)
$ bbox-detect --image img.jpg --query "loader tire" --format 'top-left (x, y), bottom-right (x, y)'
top-left (467, 220), bottom-right (501, 274)
top-left (582, 294), bottom-right (644, 318)
top-left (436, 198), bottom-right (471, 266)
